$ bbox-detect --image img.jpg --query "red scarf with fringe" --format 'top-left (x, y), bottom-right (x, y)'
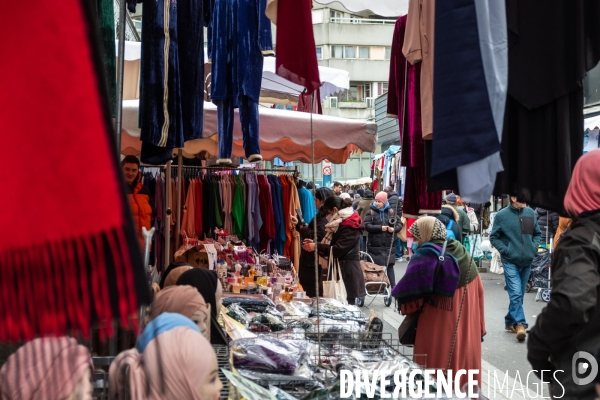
top-left (0, 0), bottom-right (150, 341)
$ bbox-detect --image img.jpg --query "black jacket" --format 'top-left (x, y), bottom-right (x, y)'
top-left (387, 192), bottom-right (402, 215)
top-left (362, 204), bottom-right (403, 267)
top-left (527, 210), bottom-right (600, 400)
top-left (535, 208), bottom-right (559, 245)
top-left (317, 223), bottom-right (366, 299)
top-left (297, 212), bottom-right (328, 298)
top-left (433, 206), bottom-right (462, 243)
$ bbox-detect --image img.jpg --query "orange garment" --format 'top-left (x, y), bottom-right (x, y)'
top-left (288, 176), bottom-right (302, 269)
top-left (127, 173), bottom-right (155, 247)
top-left (402, 275), bottom-right (486, 388)
top-left (403, 0), bottom-right (435, 140)
top-left (553, 216), bottom-right (572, 248)
top-left (181, 179), bottom-right (196, 238)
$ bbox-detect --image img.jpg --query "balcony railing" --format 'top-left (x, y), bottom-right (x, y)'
top-left (329, 17), bottom-right (396, 25)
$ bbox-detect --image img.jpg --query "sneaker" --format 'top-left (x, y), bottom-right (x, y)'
top-left (505, 325), bottom-right (517, 334)
top-left (515, 323), bottom-right (526, 342)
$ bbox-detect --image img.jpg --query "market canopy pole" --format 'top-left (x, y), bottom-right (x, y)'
top-left (114, 0), bottom-right (127, 156)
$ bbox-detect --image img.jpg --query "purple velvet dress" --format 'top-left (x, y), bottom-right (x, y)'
top-left (387, 16), bottom-right (441, 217)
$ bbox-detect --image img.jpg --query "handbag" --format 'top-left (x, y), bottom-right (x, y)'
top-left (323, 248), bottom-right (348, 304)
top-left (398, 240), bottom-right (448, 345)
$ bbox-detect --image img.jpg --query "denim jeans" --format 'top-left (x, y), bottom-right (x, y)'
top-left (395, 238), bottom-right (408, 257)
top-left (503, 261), bottom-right (531, 328)
top-left (216, 96), bottom-right (260, 159)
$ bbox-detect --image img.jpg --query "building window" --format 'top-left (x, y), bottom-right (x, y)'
top-left (316, 47), bottom-right (322, 59)
top-left (359, 47), bottom-right (370, 59)
top-left (331, 45), bottom-right (343, 59)
top-left (344, 46), bottom-right (356, 59)
top-left (330, 10), bottom-right (342, 20)
top-left (378, 82), bottom-right (389, 95)
top-left (584, 62), bottom-right (600, 107)
top-left (384, 47), bottom-right (391, 60)
top-left (357, 83), bottom-right (371, 101)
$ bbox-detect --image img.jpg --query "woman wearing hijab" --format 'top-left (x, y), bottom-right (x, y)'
top-left (0, 337), bottom-right (93, 400)
top-left (302, 196), bottom-right (366, 304)
top-left (160, 262), bottom-right (194, 288)
top-left (392, 217), bottom-right (485, 389)
top-left (109, 313), bottom-right (222, 400)
top-left (528, 149), bottom-right (600, 399)
top-left (149, 285), bottom-right (210, 339)
top-left (362, 191), bottom-right (403, 286)
top-left (176, 268), bottom-right (229, 345)
top-left (291, 187), bottom-right (335, 297)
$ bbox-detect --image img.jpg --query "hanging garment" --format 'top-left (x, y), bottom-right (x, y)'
top-left (1, 0), bottom-right (150, 341)
top-left (297, 89), bottom-right (322, 114)
top-left (432, 0), bottom-right (506, 203)
top-left (403, 0), bottom-right (435, 140)
top-left (96, 0), bottom-right (116, 116)
top-left (246, 175), bottom-right (255, 244)
top-left (131, 0), bottom-right (208, 164)
top-left (258, 175), bottom-right (276, 252)
top-left (288, 176), bottom-right (302, 269)
top-left (212, 176), bottom-right (223, 228)
top-left (266, 0), bottom-right (321, 94)
top-left (280, 176), bottom-right (292, 257)
top-left (181, 179), bottom-right (196, 238)
top-left (232, 176), bottom-right (245, 237)
top-left (194, 178), bottom-right (203, 238)
top-left (297, 186), bottom-right (316, 226)
top-left (209, 0), bottom-right (273, 160)
top-left (403, 167), bottom-right (442, 218)
top-left (494, 0), bottom-right (600, 213)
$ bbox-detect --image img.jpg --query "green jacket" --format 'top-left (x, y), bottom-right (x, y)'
top-left (490, 205), bottom-right (541, 267)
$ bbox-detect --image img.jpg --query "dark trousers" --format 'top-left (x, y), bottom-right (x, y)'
top-left (215, 96), bottom-right (260, 159)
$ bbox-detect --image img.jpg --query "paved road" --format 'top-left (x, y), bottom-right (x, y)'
top-left (364, 259), bottom-right (549, 399)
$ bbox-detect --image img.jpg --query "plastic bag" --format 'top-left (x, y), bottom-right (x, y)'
top-left (221, 310), bottom-right (257, 340)
top-left (490, 249), bottom-right (503, 274)
top-left (250, 313), bottom-right (285, 332)
top-left (231, 337), bottom-right (309, 375)
top-left (222, 295), bottom-right (276, 313)
top-left (227, 303), bottom-right (250, 326)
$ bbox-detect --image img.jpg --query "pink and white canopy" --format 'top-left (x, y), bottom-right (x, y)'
top-left (121, 100), bottom-right (377, 163)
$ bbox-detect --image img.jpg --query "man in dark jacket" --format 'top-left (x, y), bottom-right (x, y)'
top-left (356, 190), bottom-right (375, 251)
top-left (490, 197), bottom-right (541, 342)
top-left (534, 208), bottom-right (559, 246)
top-left (384, 186), bottom-right (403, 259)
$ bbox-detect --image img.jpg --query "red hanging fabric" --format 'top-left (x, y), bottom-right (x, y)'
top-left (0, 0), bottom-right (150, 341)
top-left (297, 89), bottom-right (322, 114)
top-left (271, 0), bottom-right (321, 94)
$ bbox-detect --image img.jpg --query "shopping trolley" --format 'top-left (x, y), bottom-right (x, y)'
top-left (356, 252), bottom-right (393, 307)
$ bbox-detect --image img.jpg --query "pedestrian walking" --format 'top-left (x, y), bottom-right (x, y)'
top-left (490, 197), bottom-right (541, 341)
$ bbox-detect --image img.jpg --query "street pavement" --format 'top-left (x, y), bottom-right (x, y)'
top-left (364, 259), bottom-right (549, 399)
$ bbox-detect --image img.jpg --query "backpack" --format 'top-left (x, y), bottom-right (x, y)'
top-left (446, 219), bottom-right (457, 240)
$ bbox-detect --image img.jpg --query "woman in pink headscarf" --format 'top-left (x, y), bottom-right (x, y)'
top-left (528, 149), bottom-right (600, 399)
top-left (109, 313), bottom-right (222, 400)
top-left (0, 337), bottom-right (93, 400)
top-left (149, 285), bottom-right (210, 339)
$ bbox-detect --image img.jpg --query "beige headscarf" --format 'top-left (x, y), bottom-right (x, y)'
top-left (164, 266), bottom-right (193, 287)
top-left (109, 326), bottom-right (215, 400)
top-left (409, 216), bottom-right (447, 243)
top-left (0, 337), bottom-right (93, 400)
top-left (149, 285), bottom-right (207, 320)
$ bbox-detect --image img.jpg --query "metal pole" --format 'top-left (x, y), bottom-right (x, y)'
top-left (175, 150), bottom-right (183, 250)
top-left (114, 0), bottom-right (127, 154)
top-left (165, 161), bottom-right (172, 265)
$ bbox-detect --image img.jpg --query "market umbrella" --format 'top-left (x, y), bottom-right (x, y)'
top-left (121, 100), bottom-right (377, 164)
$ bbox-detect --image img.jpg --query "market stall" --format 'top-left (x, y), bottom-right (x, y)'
top-left (121, 100), bottom-right (376, 164)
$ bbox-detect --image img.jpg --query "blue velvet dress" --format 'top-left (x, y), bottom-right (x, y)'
top-left (127, 0), bottom-right (209, 164)
top-left (208, 0), bottom-right (273, 160)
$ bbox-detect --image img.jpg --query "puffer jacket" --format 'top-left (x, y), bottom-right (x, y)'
top-left (126, 173), bottom-right (156, 246)
top-left (297, 211), bottom-right (328, 298)
top-left (362, 203), bottom-right (402, 267)
top-left (387, 192), bottom-right (402, 215)
top-left (535, 208), bottom-right (559, 245)
top-left (356, 196), bottom-right (375, 236)
top-left (527, 210), bottom-right (600, 400)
